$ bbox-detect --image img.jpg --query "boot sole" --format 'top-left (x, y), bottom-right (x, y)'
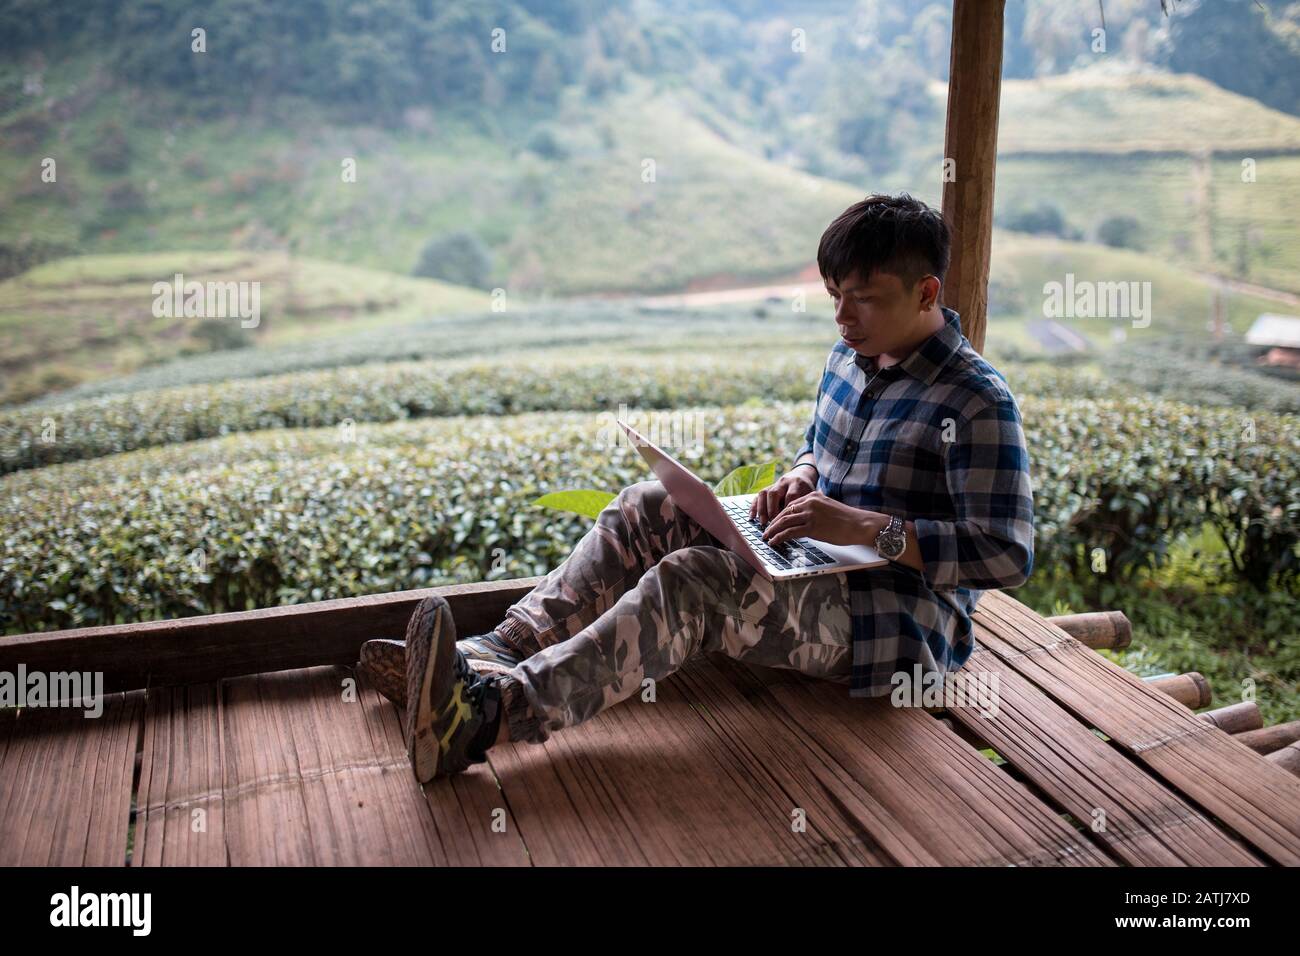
top-left (358, 639), bottom-right (407, 708)
top-left (360, 640), bottom-right (514, 712)
top-left (404, 597), bottom-right (454, 783)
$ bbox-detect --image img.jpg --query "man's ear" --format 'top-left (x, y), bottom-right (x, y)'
top-left (916, 275), bottom-right (941, 311)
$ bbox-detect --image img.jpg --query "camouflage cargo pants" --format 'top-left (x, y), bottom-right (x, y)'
top-left (491, 479), bottom-right (854, 744)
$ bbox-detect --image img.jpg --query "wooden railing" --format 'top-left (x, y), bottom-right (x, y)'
top-left (0, 576), bottom-right (543, 693)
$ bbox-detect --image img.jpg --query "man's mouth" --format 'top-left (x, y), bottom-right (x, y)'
top-left (840, 331), bottom-right (864, 344)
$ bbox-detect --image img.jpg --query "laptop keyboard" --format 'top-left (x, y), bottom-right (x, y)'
top-left (720, 499), bottom-right (837, 571)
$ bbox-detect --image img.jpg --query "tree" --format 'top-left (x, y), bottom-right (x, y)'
top-left (1097, 215), bottom-right (1143, 249)
top-left (531, 50), bottom-right (563, 103)
top-left (526, 124), bottom-right (568, 159)
top-left (90, 120), bottom-right (132, 173)
top-left (1001, 203), bottom-right (1079, 239)
top-left (413, 231), bottom-right (494, 289)
top-left (1166, 0), bottom-right (1300, 117)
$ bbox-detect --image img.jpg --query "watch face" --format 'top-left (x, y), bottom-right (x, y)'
top-left (878, 518), bottom-right (905, 557)
top-left (879, 534), bottom-right (905, 558)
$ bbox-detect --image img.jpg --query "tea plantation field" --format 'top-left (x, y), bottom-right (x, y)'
top-left (2, 304), bottom-right (1297, 723)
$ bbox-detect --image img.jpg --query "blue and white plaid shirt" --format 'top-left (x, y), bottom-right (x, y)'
top-left (793, 306), bottom-right (1035, 697)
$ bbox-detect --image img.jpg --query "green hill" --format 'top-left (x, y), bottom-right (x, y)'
top-left (3, 13), bottom-right (1300, 404)
top-left (990, 228), bottom-right (1285, 338)
top-left (994, 70), bottom-right (1300, 155)
top-left (2, 222), bottom-right (1288, 408)
top-left (9, 58), bottom-right (1299, 304)
top-left (0, 251), bottom-right (489, 404)
top-left (0, 71), bottom-right (864, 293)
top-left (874, 71), bottom-right (1300, 295)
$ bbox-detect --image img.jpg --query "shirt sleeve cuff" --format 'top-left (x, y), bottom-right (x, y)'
top-left (792, 442), bottom-right (813, 471)
top-left (912, 517), bottom-right (958, 590)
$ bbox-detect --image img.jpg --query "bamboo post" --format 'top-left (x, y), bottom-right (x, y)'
top-left (940, 0), bottom-right (1005, 355)
top-left (1197, 701), bottom-right (1263, 735)
top-left (1048, 610), bottom-right (1132, 650)
top-left (1266, 740), bottom-right (1300, 778)
top-left (1233, 720), bottom-right (1300, 755)
top-left (1146, 672), bottom-right (1212, 710)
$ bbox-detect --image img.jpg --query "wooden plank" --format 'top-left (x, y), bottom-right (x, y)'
top-left (489, 650), bottom-right (1106, 866)
top-left (484, 716), bottom-right (651, 866)
top-left (133, 683), bottom-right (227, 866)
top-left (675, 655), bottom-right (927, 865)
top-left (14, 575), bottom-right (1287, 867)
top-left (952, 624), bottom-right (1263, 866)
top-left (215, 665), bottom-right (528, 866)
top-left (941, 0), bottom-right (1005, 354)
top-left (713, 657), bottom-right (1114, 866)
top-left (978, 590), bottom-right (1300, 865)
top-left (0, 691), bottom-right (142, 865)
top-left (0, 577), bottom-right (543, 694)
top-left (0, 707), bottom-right (12, 776)
top-left (136, 666), bottom-right (529, 866)
top-left (488, 655), bottom-right (831, 865)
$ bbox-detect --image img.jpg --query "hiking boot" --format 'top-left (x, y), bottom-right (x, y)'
top-left (358, 627), bottom-right (523, 709)
top-left (404, 596), bottom-right (504, 783)
top-left (358, 639), bottom-right (407, 706)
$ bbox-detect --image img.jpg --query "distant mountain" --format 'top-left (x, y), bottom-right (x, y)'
top-left (2, 0), bottom-right (1298, 294)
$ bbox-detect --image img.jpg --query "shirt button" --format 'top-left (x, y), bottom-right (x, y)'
top-left (844, 440), bottom-right (858, 457)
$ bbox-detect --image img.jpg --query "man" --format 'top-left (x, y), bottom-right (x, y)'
top-left (360, 193), bottom-right (1036, 783)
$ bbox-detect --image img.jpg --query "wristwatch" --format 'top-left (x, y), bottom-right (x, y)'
top-left (875, 514), bottom-right (906, 559)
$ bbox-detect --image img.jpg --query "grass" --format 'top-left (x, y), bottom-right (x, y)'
top-left (7, 57), bottom-right (1300, 303)
top-left (1019, 520), bottom-right (1299, 727)
top-left (0, 76), bottom-right (863, 296)
top-left (509, 81), bottom-right (864, 295)
top-left (991, 153), bottom-right (1300, 296)
top-left (0, 250), bottom-right (490, 404)
top-left (2, 228), bottom-right (1283, 408)
top-left (992, 71), bottom-right (1300, 155)
top-left (1210, 154), bottom-right (1300, 295)
top-left (11, 302), bottom-right (834, 406)
top-left (989, 229), bottom-right (1288, 350)
top-left (5, 58), bottom-right (1300, 414)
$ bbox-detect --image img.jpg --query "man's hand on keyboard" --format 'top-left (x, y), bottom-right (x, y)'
top-left (761, 490), bottom-right (880, 549)
top-left (750, 469), bottom-right (817, 525)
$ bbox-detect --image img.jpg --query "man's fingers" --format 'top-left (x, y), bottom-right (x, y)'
top-left (770, 485), bottom-right (788, 520)
top-left (763, 507), bottom-right (808, 547)
top-left (754, 484), bottom-right (786, 524)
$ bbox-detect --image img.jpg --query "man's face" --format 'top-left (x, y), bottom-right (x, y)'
top-left (824, 269), bottom-right (928, 357)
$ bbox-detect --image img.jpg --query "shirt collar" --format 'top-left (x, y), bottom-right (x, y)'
top-left (852, 306), bottom-right (964, 386)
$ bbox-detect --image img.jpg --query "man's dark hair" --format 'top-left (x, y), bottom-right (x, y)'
top-left (817, 193), bottom-right (951, 292)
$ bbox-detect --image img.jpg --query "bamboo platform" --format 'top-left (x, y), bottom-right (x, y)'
top-left (3, 583), bottom-right (1298, 867)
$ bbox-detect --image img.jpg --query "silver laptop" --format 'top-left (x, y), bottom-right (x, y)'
top-left (617, 419), bottom-right (888, 581)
